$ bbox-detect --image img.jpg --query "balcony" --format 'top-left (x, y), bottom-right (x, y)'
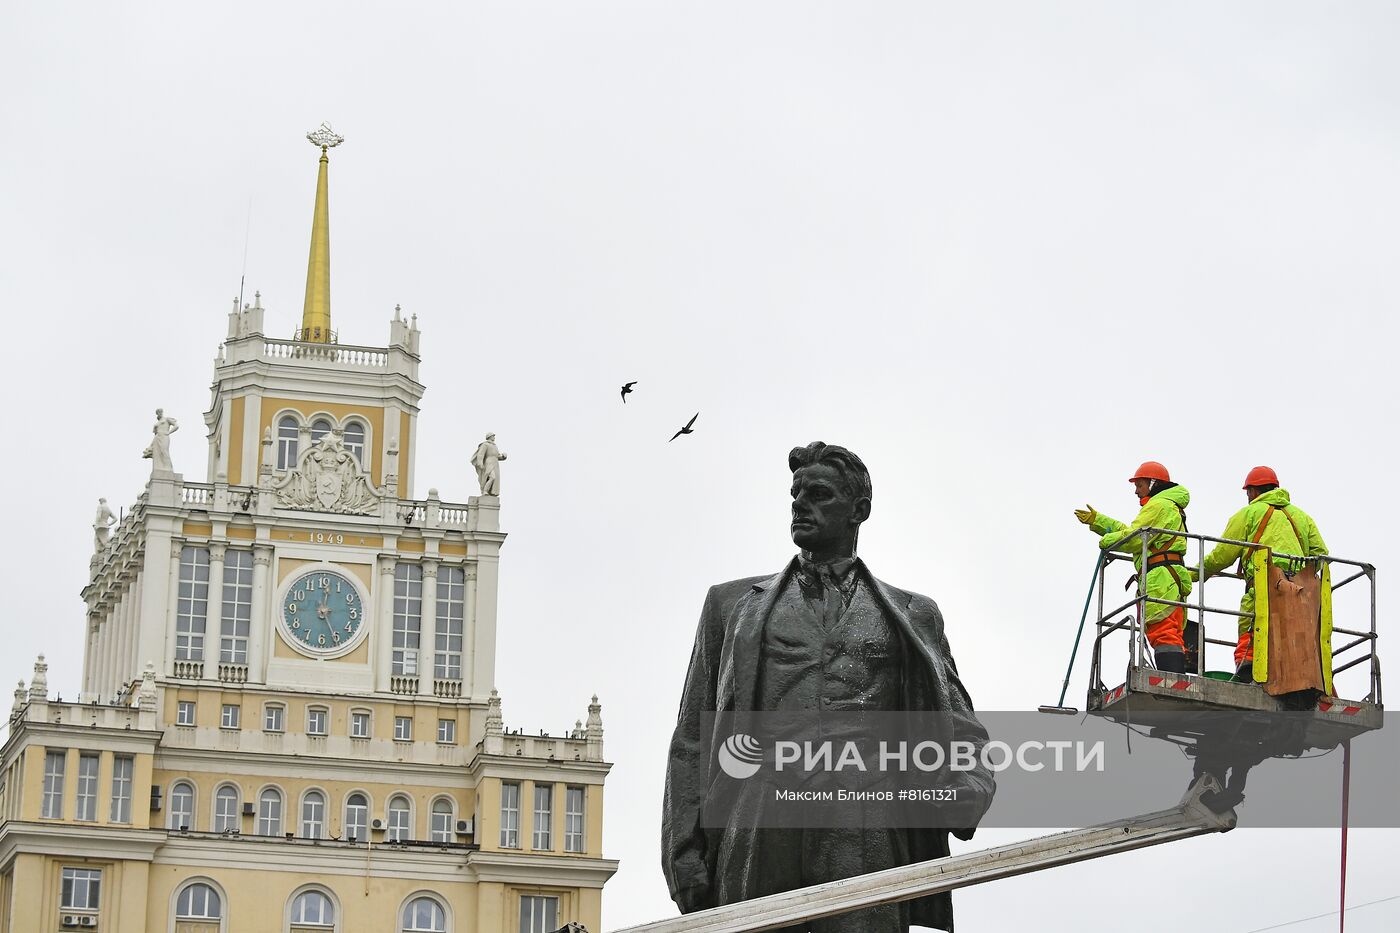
top-left (390, 675), bottom-right (418, 695)
top-left (172, 660), bottom-right (204, 680)
top-left (217, 663), bottom-right (248, 684)
top-left (433, 679), bottom-right (463, 698)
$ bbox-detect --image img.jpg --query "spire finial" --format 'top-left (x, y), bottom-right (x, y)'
top-left (300, 123), bottom-right (343, 344)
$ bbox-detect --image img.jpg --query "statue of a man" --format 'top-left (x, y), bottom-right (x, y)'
top-left (93, 498), bottom-right (118, 551)
top-left (470, 433), bottom-right (507, 496)
top-left (662, 442), bottom-right (994, 933)
top-left (142, 408), bottom-right (179, 473)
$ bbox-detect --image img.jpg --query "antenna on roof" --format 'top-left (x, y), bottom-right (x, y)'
top-left (238, 196), bottom-right (253, 311)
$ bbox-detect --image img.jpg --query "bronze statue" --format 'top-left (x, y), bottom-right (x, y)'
top-left (662, 442), bottom-right (993, 933)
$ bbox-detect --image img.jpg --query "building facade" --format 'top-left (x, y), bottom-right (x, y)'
top-left (0, 131), bottom-right (616, 933)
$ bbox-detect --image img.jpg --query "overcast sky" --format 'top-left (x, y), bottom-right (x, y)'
top-left (3, 2), bottom-right (1397, 930)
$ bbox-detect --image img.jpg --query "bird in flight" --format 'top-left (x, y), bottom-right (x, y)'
top-left (670, 412), bottom-right (699, 442)
top-left (620, 381), bottom-right (637, 403)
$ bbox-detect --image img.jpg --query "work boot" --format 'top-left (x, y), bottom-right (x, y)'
top-left (1231, 661), bottom-right (1254, 684)
top-left (1154, 649), bottom-right (1187, 675)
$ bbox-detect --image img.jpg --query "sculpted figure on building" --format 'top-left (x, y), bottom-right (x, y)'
top-left (273, 429), bottom-right (380, 514)
top-left (471, 432), bottom-right (507, 496)
top-left (142, 408), bottom-right (179, 473)
top-left (92, 498), bottom-right (118, 551)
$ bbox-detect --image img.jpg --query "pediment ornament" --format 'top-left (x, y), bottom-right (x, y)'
top-left (273, 431), bottom-right (380, 515)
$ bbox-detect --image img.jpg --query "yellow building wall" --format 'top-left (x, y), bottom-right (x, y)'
top-left (227, 396), bottom-right (246, 485)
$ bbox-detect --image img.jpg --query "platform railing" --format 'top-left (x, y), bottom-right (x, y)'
top-left (1086, 526), bottom-right (1379, 703)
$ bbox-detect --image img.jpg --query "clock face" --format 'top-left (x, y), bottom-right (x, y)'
top-left (280, 567), bottom-right (367, 657)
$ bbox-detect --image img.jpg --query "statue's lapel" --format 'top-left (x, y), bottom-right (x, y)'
top-left (728, 561), bottom-right (795, 711)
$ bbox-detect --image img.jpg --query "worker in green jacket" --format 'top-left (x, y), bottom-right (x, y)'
top-left (1200, 466), bottom-right (1328, 683)
top-left (1075, 461), bottom-right (1193, 675)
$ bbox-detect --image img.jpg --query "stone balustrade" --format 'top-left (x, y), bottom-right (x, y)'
top-left (262, 338), bottom-right (389, 369)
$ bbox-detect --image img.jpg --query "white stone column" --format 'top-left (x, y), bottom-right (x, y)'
top-left (126, 570), bottom-right (144, 696)
top-left (419, 559), bottom-right (439, 697)
top-left (83, 617), bottom-right (99, 701)
top-left (164, 540), bottom-right (184, 678)
top-left (470, 551), bottom-right (500, 704)
top-left (462, 564), bottom-right (479, 698)
top-left (206, 543), bottom-right (227, 682)
top-left (95, 615), bottom-right (110, 702)
top-left (248, 545), bottom-right (273, 685)
top-left (376, 555), bottom-right (397, 693)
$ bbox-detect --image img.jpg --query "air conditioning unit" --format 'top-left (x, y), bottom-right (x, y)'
top-left (149, 785), bottom-right (162, 812)
top-left (60, 916), bottom-right (79, 929)
top-left (371, 818), bottom-right (384, 831)
top-left (242, 802), bottom-right (255, 817)
top-left (455, 818), bottom-right (473, 835)
top-left (78, 917), bottom-right (97, 929)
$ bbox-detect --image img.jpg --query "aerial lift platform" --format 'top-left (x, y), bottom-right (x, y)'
top-left (606, 527), bottom-right (1381, 933)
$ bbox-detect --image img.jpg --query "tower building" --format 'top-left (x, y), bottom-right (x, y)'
top-left (0, 127), bottom-right (616, 933)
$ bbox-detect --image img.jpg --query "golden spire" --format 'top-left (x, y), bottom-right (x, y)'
top-left (300, 123), bottom-right (343, 343)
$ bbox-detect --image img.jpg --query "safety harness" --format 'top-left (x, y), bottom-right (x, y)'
top-left (1240, 504), bottom-right (1305, 587)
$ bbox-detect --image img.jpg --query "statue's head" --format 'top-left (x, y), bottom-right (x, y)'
top-left (98, 497), bottom-right (107, 504)
top-left (787, 441), bottom-right (872, 558)
top-left (155, 408), bottom-right (164, 418)
top-left (486, 432), bottom-right (496, 441)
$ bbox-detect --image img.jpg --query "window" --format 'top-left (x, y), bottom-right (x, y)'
top-left (60, 867), bottom-right (101, 912)
top-left (176, 881), bottom-right (222, 920)
top-left (220, 548), bottom-right (253, 664)
top-left (42, 750), bottom-right (65, 818)
top-left (214, 785), bottom-right (240, 832)
top-left (500, 782), bottom-right (520, 848)
top-left (176, 546), bottom-right (211, 661)
top-left (170, 781), bottom-right (195, 830)
top-left (520, 895), bottom-right (558, 933)
top-left (221, 703), bottom-right (241, 729)
top-left (258, 788), bottom-right (282, 835)
top-left (387, 795), bottom-right (412, 842)
top-left (345, 793), bottom-right (369, 842)
top-left (532, 784), bottom-right (553, 850)
top-left (307, 706), bottom-right (328, 736)
top-left (302, 790), bottom-right (326, 839)
top-left (437, 718), bottom-right (456, 744)
top-left (309, 418), bottom-right (333, 444)
top-left (392, 564), bottom-right (423, 675)
top-left (277, 416), bottom-right (300, 470)
top-left (565, 787), bottom-right (585, 853)
top-left (110, 756), bottom-right (133, 823)
top-left (343, 421), bottom-right (366, 465)
top-left (434, 565), bottom-right (465, 681)
top-left (350, 710), bottom-right (371, 739)
top-left (290, 889), bottom-right (334, 927)
top-left (264, 704), bottom-right (285, 732)
top-left (177, 701), bottom-right (197, 726)
top-left (75, 753), bottom-right (99, 822)
top-left (394, 716), bottom-right (413, 741)
top-left (430, 798), bottom-right (454, 843)
top-left (402, 896), bottom-right (447, 932)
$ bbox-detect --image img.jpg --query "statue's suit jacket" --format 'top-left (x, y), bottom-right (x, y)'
top-left (662, 558), bottom-right (994, 932)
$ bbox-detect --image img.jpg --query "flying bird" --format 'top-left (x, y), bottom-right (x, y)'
top-left (620, 381), bottom-right (637, 403)
top-left (669, 412), bottom-right (699, 442)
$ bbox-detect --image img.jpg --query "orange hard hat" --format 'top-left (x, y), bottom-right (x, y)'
top-left (1129, 461), bottom-right (1171, 483)
top-left (1243, 465), bottom-right (1279, 489)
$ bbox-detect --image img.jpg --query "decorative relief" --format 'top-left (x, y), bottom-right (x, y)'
top-left (272, 431), bottom-right (380, 515)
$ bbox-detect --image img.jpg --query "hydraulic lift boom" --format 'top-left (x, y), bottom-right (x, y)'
top-left (609, 776), bottom-right (1236, 933)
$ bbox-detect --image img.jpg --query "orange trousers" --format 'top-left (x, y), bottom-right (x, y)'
top-left (1234, 632), bottom-right (1253, 667)
top-left (1145, 607), bottom-right (1186, 651)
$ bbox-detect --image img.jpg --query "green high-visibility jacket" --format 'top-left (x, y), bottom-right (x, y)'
top-left (1088, 485), bottom-right (1192, 624)
top-left (1202, 489), bottom-right (1328, 580)
top-left (1201, 488), bottom-right (1331, 688)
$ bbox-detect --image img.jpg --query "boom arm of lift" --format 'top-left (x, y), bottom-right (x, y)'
top-left (608, 775), bottom-right (1237, 933)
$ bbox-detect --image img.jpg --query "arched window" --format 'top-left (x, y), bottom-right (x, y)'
top-left (342, 421), bottom-right (366, 466)
top-left (176, 881), bottom-right (223, 919)
top-left (430, 798), bottom-right (454, 843)
top-left (258, 788), bottom-right (283, 836)
top-left (213, 784), bottom-right (240, 833)
top-left (301, 790), bottom-right (325, 839)
top-left (344, 793), bottom-right (369, 842)
top-left (386, 795), bottom-right (412, 842)
top-left (401, 896), bottom-right (447, 932)
top-left (277, 416), bottom-right (300, 470)
top-left (310, 419), bottom-right (333, 444)
top-left (169, 781), bottom-right (195, 830)
top-left (289, 889), bottom-right (334, 928)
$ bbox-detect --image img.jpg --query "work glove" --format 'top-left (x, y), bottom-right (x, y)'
top-left (1074, 504), bottom-right (1097, 525)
